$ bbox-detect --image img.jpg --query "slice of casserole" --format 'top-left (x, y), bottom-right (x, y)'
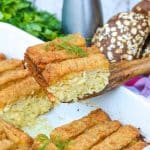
top-left (0, 57), bottom-right (53, 128)
top-left (25, 33), bottom-right (110, 103)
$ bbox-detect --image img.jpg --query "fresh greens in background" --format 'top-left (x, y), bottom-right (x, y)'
top-left (0, 0), bottom-right (62, 41)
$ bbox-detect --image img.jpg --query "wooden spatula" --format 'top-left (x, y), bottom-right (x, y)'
top-left (104, 56), bottom-right (150, 93)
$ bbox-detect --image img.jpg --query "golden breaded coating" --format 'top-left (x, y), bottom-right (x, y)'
top-left (0, 76), bottom-right (40, 109)
top-left (0, 53), bottom-right (6, 61)
top-left (65, 121), bottom-right (121, 150)
top-left (43, 53), bottom-right (109, 84)
top-left (27, 46), bottom-right (100, 71)
top-left (0, 59), bottom-right (22, 73)
top-left (124, 141), bottom-right (148, 150)
top-left (50, 109), bottom-right (110, 143)
top-left (0, 119), bottom-right (33, 149)
top-left (49, 109), bottom-right (147, 150)
top-left (91, 125), bottom-right (140, 150)
top-left (0, 69), bottom-right (30, 88)
top-left (26, 33), bottom-right (86, 68)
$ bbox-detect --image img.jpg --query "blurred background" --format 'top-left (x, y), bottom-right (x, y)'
top-left (32, 0), bottom-right (140, 22)
top-left (0, 0), bottom-right (141, 41)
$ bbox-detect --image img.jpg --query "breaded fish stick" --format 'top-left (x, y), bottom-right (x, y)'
top-left (124, 141), bottom-right (148, 150)
top-left (26, 33), bottom-right (86, 68)
top-left (92, 125), bottom-right (140, 150)
top-left (50, 109), bottom-right (110, 143)
top-left (0, 69), bottom-right (30, 87)
top-left (0, 119), bottom-right (33, 149)
top-left (65, 121), bottom-right (121, 150)
top-left (0, 76), bottom-right (40, 108)
top-left (0, 59), bottom-right (22, 73)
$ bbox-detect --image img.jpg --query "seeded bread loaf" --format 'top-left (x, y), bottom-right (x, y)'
top-left (92, 0), bottom-right (150, 62)
top-left (142, 36), bottom-right (150, 57)
top-left (132, 0), bottom-right (150, 16)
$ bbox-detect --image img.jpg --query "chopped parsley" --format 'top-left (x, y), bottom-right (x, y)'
top-left (0, 0), bottom-right (62, 41)
top-left (56, 42), bottom-right (88, 57)
top-left (55, 138), bottom-right (71, 150)
top-left (45, 34), bottom-right (88, 57)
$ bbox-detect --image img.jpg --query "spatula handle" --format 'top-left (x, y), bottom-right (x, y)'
top-left (104, 57), bottom-right (150, 92)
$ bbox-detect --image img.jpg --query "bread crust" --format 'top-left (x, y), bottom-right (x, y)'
top-left (132, 0), bottom-right (150, 16)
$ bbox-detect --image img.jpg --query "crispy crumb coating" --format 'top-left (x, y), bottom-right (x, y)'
top-left (0, 76), bottom-right (41, 109)
top-left (43, 53), bottom-right (109, 84)
top-left (26, 33), bottom-right (86, 68)
top-left (0, 119), bottom-right (33, 149)
top-left (50, 109), bottom-right (110, 143)
top-left (0, 59), bottom-right (23, 73)
top-left (91, 125), bottom-right (140, 150)
top-left (124, 141), bottom-right (148, 150)
top-left (49, 109), bottom-right (148, 150)
top-left (65, 121), bottom-right (121, 150)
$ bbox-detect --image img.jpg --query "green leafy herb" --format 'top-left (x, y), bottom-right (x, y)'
top-left (0, 0), bottom-right (63, 41)
top-left (57, 42), bottom-right (88, 57)
top-left (36, 134), bottom-right (49, 143)
top-left (55, 138), bottom-right (71, 150)
top-left (38, 142), bottom-right (49, 150)
top-left (35, 134), bottom-right (50, 150)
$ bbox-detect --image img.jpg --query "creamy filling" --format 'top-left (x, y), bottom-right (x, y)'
top-left (47, 69), bottom-right (109, 102)
top-left (0, 95), bottom-right (53, 128)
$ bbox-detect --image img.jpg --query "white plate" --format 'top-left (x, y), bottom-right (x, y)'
top-left (0, 22), bottom-right (150, 146)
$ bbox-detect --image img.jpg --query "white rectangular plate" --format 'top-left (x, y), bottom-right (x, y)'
top-left (0, 22), bottom-right (150, 148)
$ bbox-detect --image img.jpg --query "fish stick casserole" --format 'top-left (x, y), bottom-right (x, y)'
top-left (0, 56), bottom-right (53, 127)
top-left (25, 33), bottom-right (110, 103)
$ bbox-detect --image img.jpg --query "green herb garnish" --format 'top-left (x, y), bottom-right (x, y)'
top-left (35, 134), bottom-right (50, 150)
top-left (36, 134), bottom-right (49, 143)
top-left (0, 0), bottom-right (62, 41)
top-left (57, 42), bottom-right (88, 57)
top-left (55, 138), bottom-right (71, 150)
top-left (44, 34), bottom-right (88, 57)
top-left (38, 142), bottom-right (49, 150)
